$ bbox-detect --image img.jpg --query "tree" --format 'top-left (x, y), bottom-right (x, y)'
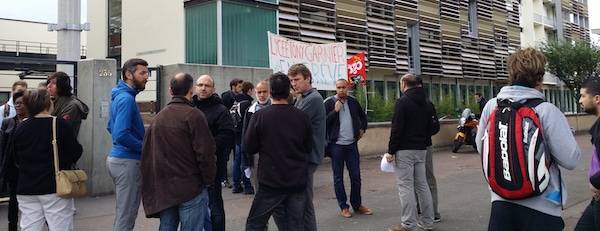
top-left (539, 40), bottom-right (600, 102)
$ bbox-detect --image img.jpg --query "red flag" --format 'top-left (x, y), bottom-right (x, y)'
top-left (347, 52), bottom-right (366, 87)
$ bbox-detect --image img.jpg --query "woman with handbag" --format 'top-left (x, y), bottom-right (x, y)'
top-left (9, 89), bottom-right (82, 231)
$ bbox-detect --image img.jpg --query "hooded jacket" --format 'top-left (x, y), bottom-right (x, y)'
top-left (52, 95), bottom-right (89, 136)
top-left (475, 85), bottom-right (581, 217)
top-left (388, 87), bottom-right (432, 154)
top-left (192, 93), bottom-right (235, 179)
top-left (107, 80), bottom-right (145, 160)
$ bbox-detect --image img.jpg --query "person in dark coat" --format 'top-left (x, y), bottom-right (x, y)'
top-left (193, 74), bottom-right (235, 231)
top-left (0, 90), bottom-right (26, 231)
top-left (141, 73), bottom-right (216, 230)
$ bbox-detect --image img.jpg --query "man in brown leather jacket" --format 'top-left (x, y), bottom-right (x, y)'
top-left (141, 73), bottom-right (216, 229)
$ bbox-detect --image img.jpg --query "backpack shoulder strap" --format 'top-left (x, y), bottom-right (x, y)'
top-left (524, 98), bottom-right (544, 108)
top-left (3, 103), bottom-right (9, 118)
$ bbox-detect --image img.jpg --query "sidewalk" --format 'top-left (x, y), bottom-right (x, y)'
top-left (0, 133), bottom-right (593, 230)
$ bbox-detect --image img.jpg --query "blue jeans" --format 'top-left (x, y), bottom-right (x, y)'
top-left (574, 198), bottom-right (600, 230)
top-left (246, 187), bottom-right (306, 231)
top-left (232, 145), bottom-right (251, 189)
top-left (489, 201), bottom-right (564, 231)
top-left (158, 189), bottom-right (208, 231)
top-left (330, 143), bottom-right (362, 210)
top-left (204, 206), bottom-right (212, 231)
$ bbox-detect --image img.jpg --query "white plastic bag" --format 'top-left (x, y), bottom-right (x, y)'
top-left (380, 154), bottom-right (394, 172)
top-left (244, 168), bottom-right (252, 178)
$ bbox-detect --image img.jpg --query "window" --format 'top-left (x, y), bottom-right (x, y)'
top-left (468, 0), bottom-right (478, 35)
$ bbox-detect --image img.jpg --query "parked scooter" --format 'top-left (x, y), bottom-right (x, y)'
top-left (452, 108), bottom-right (478, 153)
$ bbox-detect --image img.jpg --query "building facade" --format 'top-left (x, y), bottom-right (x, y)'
top-left (85, 0), bottom-right (590, 114)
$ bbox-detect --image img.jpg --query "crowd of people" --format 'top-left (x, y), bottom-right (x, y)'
top-left (2, 46), bottom-right (600, 231)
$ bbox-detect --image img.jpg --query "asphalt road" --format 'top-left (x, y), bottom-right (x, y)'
top-left (0, 133), bottom-right (594, 230)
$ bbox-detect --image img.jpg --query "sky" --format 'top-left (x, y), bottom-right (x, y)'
top-left (0, 0), bottom-right (598, 40)
top-left (0, 0), bottom-right (87, 23)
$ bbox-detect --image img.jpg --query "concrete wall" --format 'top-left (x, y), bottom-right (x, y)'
top-left (356, 113), bottom-right (596, 156)
top-left (159, 64), bottom-right (273, 108)
top-left (77, 59), bottom-right (117, 196)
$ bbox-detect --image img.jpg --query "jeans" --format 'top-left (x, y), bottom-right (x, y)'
top-left (246, 188), bottom-right (306, 231)
top-left (208, 178), bottom-right (225, 231)
top-left (107, 157), bottom-right (141, 231)
top-left (159, 189), bottom-right (208, 231)
top-left (204, 206), bottom-right (212, 231)
top-left (232, 145), bottom-right (252, 189)
top-left (574, 198), bottom-right (600, 230)
top-left (489, 201), bottom-right (564, 231)
top-left (331, 143), bottom-right (362, 210)
top-left (393, 149), bottom-right (434, 229)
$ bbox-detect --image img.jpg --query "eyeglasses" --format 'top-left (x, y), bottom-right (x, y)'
top-left (196, 83), bottom-right (213, 88)
top-left (14, 102), bottom-right (23, 106)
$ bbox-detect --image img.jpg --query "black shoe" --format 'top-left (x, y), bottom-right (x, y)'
top-left (232, 186), bottom-right (243, 194)
top-left (243, 187), bottom-right (255, 195)
top-left (222, 179), bottom-right (233, 188)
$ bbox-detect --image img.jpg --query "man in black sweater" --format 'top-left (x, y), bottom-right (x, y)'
top-left (385, 73), bottom-right (435, 231)
top-left (243, 72), bottom-right (313, 231)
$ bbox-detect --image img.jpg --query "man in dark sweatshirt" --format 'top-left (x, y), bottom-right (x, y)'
top-left (385, 73), bottom-right (434, 231)
top-left (243, 72), bottom-right (313, 231)
top-left (192, 74), bottom-right (235, 231)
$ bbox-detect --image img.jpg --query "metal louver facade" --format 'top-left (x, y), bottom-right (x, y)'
top-left (278, 0), bottom-right (523, 80)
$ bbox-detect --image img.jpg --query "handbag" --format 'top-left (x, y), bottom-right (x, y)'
top-left (52, 116), bottom-right (88, 198)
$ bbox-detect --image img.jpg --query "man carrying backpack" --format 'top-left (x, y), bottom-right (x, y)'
top-left (575, 77), bottom-right (600, 230)
top-left (475, 47), bottom-right (581, 231)
top-left (232, 81), bottom-right (255, 194)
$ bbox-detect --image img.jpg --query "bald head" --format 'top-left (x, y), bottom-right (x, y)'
top-left (170, 73), bottom-right (194, 99)
top-left (400, 73), bottom-right (418, 93)
top-left (196, 74), bottom-right (215, 100)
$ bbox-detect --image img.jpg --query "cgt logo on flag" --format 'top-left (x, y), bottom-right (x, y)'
top-left (347, 52), bottom-right (366, 87)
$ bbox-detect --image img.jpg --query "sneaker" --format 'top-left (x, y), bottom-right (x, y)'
top-left (232, 186), bottom-right (243, 194)
top-left (340, 208), bottom-right (352, 218)
top-left (221, 179), bottom-right (233, 188)
top-left (434, 216), bottom-right (441, 223)
top-left (243, 187), bottom-right (255, 195)
top-left (388, 225), bottom-right (410, 231)
top-left (354, 205), bottom-right (373, 215)
top-left (417, 221), bottom-right (433, 230)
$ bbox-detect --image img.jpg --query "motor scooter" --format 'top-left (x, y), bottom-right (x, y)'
top-left (452, 108), bottom-right (478, 153)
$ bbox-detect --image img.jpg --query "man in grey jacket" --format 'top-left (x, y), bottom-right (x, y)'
top-left (475, 47), bottom-right (581, 231)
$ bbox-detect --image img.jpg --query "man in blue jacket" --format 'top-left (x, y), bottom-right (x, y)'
top-left (324, 79), bottom-right (371, 218)
top-left (106, 58), bottom-right (149, 231)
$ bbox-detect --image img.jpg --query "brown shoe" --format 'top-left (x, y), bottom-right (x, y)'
top-left (354, 205), bottom-right (373, 215)
top-left (340, 208), bottom-right (352, 218)
top-left (417, 221), bottom-right (433, 230)
top-left (388, 225), bottom-right (410, 231)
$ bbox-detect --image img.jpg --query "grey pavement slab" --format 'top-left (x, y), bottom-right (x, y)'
top-left (0, 133), bottom-right (594, 230)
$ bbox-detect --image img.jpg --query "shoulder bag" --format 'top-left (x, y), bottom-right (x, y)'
top-left (52, 116), bottom-right (88, 198)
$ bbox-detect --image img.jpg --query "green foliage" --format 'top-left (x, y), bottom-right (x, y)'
top-left (354, 85), bottom-right (394, 122)
top-left (539, 40), bottom-right (600, 101)
top-left (431, 93), bottom-right (465, 119)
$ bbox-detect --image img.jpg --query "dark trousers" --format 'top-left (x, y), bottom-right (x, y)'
top-left (575, 198), bottom-right (600, 230)
top-left (488, 201), bottom-right (564, 231)
top-left (246, 188), bottom-right (306, 231)
top-left (208, 179), bottom-right (225, 231)
top-left (7, 174), bottom-right (18, 231)
top-left (330, 143), bottom-right (362, 210)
